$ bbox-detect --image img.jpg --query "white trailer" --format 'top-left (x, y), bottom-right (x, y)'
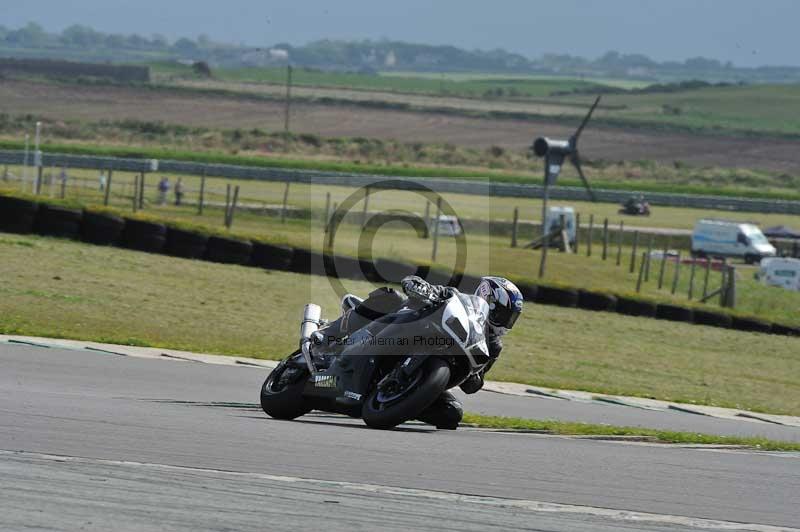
top-left (758, 257), bottom-right (800, 291)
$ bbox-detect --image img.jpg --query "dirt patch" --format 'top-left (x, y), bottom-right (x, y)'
top-left (1, 79), bottom-right (798, 172)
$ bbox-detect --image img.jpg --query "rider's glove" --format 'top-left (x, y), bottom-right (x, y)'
top-left (401, 276), bottom-right (436, 304)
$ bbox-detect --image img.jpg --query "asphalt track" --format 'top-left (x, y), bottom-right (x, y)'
top-left (1, 344), bottom-right (798, 531)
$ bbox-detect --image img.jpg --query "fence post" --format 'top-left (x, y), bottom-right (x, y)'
top-left (281, 182), bottom-right (290, 223)
top-left (726, 265), bottom-right (737, 308)
top-left (688, 259), bottom-right (697, 300)
top-left (587, 214), bottom-right (594, 257)
top-left (227, 185), bottom-right (240, 229)
top-left (511, 207), bottom-right (519, 248)
top-left (198, 171), bottom-right (206, 215)
top-left (104, 168), bottom-right (113, 206)
top-left (658, 245), bottom-right (669, 290)
top-left (574, 213), bottom-right (580, 254)
top-left (671, 252), bottom-right (682, 294)
top-left (132, 174), bottom-right (139, 212)
top-left (138, 173), bottom-right (145, 209)
top-left (702, 259), bottom-right (712, 300)
top-left (2, 165), bottom-right (7, 181)
top-left (644, 234), bottom-right (654, 282)
top-left (361, 186), bottom-right (371, 228)
top-left (538, 231), bottom-right (549, 278)
top-left (636, 252), bottom-right (647, 292)
top-left (36, 166), bottom-right (44, 195)
top-left (615, 220), bottom-right (624, 266)
top-left (324, 192), bottom-right (331, 231)
top-left (431, 197), bottom-right (442, 262)
top-left (60, 170), bottom-right (67, 200)
top-left (718, 260), bottom-right (728, 307)
top-left (601, 218), bottom-right (609, 260)
top-left (629, 230), bottom-right (639, 274)
top-left (224, 184), bottom-right (232, 226)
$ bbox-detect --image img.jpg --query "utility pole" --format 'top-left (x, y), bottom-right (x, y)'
top-left (284, 64), bottom-right (293, 150)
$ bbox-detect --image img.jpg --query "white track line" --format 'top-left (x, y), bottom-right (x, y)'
top-left (1, 450), bottom-right (795, 532)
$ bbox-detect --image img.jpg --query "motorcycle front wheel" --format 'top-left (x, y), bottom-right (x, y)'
top-left (260, 358), bottom-right (312, 420)
top-left (362, 357), bottom-right (450, 429)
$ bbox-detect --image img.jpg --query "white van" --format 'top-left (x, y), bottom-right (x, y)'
top-left (544, 206), bottom-right (576, 245)
top-left (431, 215), bottom-right (462, 236)
top-left (691, 219), bottom-right (776, 264)
top-left (758, 257), bottom-right (800, 291)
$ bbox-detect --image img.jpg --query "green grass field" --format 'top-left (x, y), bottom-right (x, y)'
top-left (151, 62), bottom-right (800, 137)
top-left (3, 175), bottom-right (799, 327)
top-left (2, 232), bottom-right (799, 416)
top-left (151, 62), bottom-right (611, 99)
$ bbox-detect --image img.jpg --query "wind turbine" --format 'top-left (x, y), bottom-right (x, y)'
top-left (531, 95), bottom-right (601, 238)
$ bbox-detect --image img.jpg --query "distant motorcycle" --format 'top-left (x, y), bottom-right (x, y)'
top-left (619, 198), bottom-right (651, 216)
top-left (260, 293), bottom-right (493, 429)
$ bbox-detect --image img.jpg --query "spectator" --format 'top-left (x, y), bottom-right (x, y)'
top-left (174, 178), bottom-right (184, 206)
top-left (99, 172), bottom-right (107, 191)
top-left (158, 177), bottom-right (170, 205)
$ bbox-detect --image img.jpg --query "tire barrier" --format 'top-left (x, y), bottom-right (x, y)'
top-left (0, 196), bottom-right (38, 234)
top-left (122, 219), bottom-right (167, 254)
top-left (373, 258), bottom-right (427, 284)
top-left (164, 228), bottom-right (209, 260)
top-left (656, 304), bottom-right (695, 323)
top-left (1, 192), bottom-right (798, 339)
top-left (535, 286), bottom-right (579, 308)
top-left (324, 254), bottom-right (372, 282)
top-left (771, 323), bottom-right (800, 337)
top-left (577, 290), bottom-right (618, 312)
top-left (80, 211), bottom-right (125, 246)
top-left (35, 204), bottom-right (82, 240)
top-left (289, 248), bottom-right (327, 276)
top-left (693, 309), bottom-right (733, 329)
top-left (731, 317), bottom-right (773, 334)
top-left (251, 242), bottom-right (294, 271)
top-left (203, 236), bottom-right (253, 265)
top-left (616, 297), bottom-right (658, 318)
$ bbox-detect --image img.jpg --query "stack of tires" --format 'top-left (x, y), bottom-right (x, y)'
top-left (81, 211), bottom-right (125, 246)
top-left (122, 219), bottom-right (167, 254)
top-left (35, 205), bottom-right (83, 239)
top-left (0, 196), bottom-right (39, 234)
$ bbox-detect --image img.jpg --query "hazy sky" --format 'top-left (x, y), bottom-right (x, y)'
top-left (4, 0), bottom-right (797, 67)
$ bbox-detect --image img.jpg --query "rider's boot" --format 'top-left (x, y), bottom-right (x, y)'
top-left (417, 391), bottom-right (463, 430)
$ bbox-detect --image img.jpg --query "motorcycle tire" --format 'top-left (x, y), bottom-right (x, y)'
top-left (260, 361), bottom-right (312, 420)
top-left (362, 358), bottom-right (450, 430)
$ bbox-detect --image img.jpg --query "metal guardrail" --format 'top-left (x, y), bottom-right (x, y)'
top-left (1, 150), bottom-right (798, 215)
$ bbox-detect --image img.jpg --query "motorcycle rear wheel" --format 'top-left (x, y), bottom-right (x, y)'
top-left (260, 360), bottom-right (312, 420)
top-left (362, 358), bottom-right (450, 430)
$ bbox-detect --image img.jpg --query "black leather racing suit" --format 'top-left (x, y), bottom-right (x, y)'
top-left (401, 276), bottom-right (503, 429)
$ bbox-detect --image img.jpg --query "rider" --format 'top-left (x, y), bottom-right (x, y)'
top-left (316, 275), bottom-right (524, 429)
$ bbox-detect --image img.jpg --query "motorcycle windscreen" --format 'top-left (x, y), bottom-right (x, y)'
top-left (442, 294), bottom-right (490, 367)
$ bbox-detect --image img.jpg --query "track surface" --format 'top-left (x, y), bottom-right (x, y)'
top-left (1, 344), bottom-right (798, 531)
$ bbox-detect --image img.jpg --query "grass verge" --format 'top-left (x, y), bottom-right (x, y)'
top-left (462, 413), bottom-right (800, 451)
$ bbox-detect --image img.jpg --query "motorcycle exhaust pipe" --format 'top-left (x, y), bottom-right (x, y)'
top-left (299, 304), bottom-right (322, 374)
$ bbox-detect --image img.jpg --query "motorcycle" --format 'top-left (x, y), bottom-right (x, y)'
top-left (260, 292), bottom-right (492, 429)
top-left (619, 199), bottom-right (651, 216)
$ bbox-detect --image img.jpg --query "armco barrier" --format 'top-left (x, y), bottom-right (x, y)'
top-left (1, 150), bottom-right (799, 214)
top-left (0, 192), bottom-right (797, 338)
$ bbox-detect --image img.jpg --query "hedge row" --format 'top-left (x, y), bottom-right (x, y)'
top-left (1, 193), bottom-right (798, 339)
